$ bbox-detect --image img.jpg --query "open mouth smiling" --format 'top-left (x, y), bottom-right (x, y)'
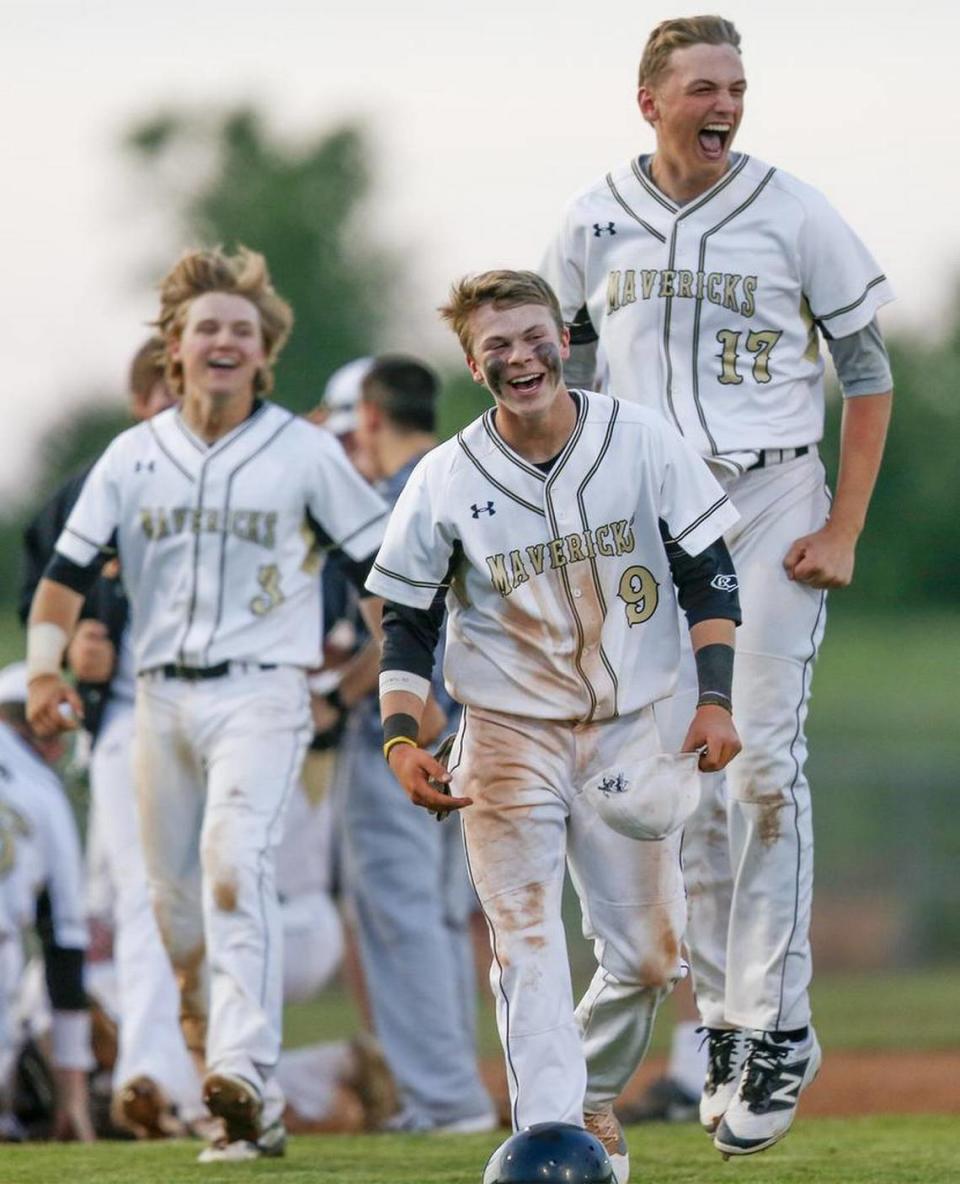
top-left (698, 123), bottom-right (732, 159)
top-left (508, 373), bottom-right (545, 395)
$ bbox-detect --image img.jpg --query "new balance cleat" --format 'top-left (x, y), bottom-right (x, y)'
top-left (713, 1028), bottom-right (821, 1157)
top-left (698, 1027), bottom-right (745, 1133)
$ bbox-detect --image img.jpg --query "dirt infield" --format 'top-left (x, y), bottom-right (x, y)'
top-left (482, 1049), bottom-right (960, 1119)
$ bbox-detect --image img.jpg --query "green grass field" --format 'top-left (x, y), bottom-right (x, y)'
top-left (0, 1117), bottom-right (957, 1183)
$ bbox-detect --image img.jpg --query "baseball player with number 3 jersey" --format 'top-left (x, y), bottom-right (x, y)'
top-left (25, 247), bottom-right (388, 1163)
top-left (366, 270), bottom-right (743, 1184)
top-left (541, 16), bottom-right (894, 1159)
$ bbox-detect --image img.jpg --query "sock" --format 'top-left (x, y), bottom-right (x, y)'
top-left (667, 1021), bottom-right (709, 1098)
top-left (768, 1026), bottom-right (808, 1044)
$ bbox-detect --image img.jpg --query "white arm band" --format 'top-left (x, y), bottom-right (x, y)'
top-left (26, 622), bottom-right (69, 681)
top-left (379, 670), bottom-right (431, 702)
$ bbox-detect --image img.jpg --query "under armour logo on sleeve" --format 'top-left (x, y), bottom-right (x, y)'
top-left (593, 222), bottom-right (617, 236)
top-left (134, 460), bottom-right (156, 473)
top-left (471, 501), bottom-right (496, 518)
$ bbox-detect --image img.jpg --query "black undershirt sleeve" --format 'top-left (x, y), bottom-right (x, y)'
top-left (660, 520), bottom-right (742, 628)
top-left (336, 551), bottom-right (378, 599)
top-left (380, 590), bottom-right (445, 682)
top-left (44, 551), bottom-right (109, 597)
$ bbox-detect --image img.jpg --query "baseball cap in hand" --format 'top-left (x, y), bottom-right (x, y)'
top-left (584, 750), bottom-right (701, 840)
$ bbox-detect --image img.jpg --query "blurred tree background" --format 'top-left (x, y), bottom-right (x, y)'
top-left (0, 102), bottom-right (956, 963)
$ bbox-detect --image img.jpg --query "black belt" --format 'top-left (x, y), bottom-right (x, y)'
top-left (747, 445), bottom-right (809, 471)
top-left (152, 662), bottom-right (277, 681)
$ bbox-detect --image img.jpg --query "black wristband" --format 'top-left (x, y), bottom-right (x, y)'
top-left (695, 643), bottom-right (734, 712)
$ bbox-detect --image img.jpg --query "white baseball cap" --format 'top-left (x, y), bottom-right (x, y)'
top-left (583, 750), bottom-right (702, 841)
top-left (321, 357), bottom-right (374, 437)
top-left (0, 662), bottom-right (28, 705)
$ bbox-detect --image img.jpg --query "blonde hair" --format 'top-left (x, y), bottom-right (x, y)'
top-left (638, 15), bottom-right (741, 90)
top-left (155, 246), bottom-right (293, 395)
top-left (439, 270), bottom-right (564, 354)
top-left (128, 335), bottom-right (167, 397)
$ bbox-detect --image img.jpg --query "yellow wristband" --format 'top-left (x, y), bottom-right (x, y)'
top-left (383, 735), bottom-right (417, 761)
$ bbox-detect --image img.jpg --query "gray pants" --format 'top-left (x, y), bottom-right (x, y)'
top-left (339, 716), bottom-right (493, 1127)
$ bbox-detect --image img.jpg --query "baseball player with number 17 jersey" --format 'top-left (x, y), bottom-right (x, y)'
top-left (540, 15), bottom-right (895, 1158)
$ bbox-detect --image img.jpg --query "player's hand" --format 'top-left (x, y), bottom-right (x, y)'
top-left (783, 522), bottom-right (857, 589)
top-left (66, 619), bottom-right (116, 683)
top-left (52, 1067), bottom-right (96, 1142)
top-left (26, 674), bottom-right (83, 736)
top-left (387, 744), bottom-right (473, 814)
top-left (681, 705), bottom-right (741, 771)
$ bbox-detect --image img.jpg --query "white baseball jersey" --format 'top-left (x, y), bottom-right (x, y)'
top-left (54, 403), bottom-right (388, 672)
top-left (541, 154), bottom-right (894, 460)
top-left (0, 724), bottom-right (87, 948)
top-left (366, 391), bottom-right (738, 722)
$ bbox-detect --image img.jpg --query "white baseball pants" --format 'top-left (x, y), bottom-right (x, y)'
top-left (135, 666), bottom-right (311, 1115)
top-left (676, 451), bottom-right (829, 1032)
top-left (88, 700), bottom-right (204, 1114)
top-left (455, 704), bottom-right (686, 1129)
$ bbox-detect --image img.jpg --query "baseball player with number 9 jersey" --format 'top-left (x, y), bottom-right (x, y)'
top-left (26, 247), bottom-right (388, 1162)
top-left (541, 15), bottom-right (895, 1159)
top-left (367, 270), bottom-right (744, 1183)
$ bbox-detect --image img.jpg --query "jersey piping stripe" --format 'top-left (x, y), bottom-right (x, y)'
top-left (605, 174), bottom-right (667, 242)
top-left (575, 398), bottom-right (621, 715)
top-left (815, 274), bottom-right (887, 323)
top-left (148, 420), bottom-right (195, 483)
top-left (675, 153), bottom-right (750, 222)
top-left (61, 525), bottom-right (114, 554)
top-left (202, 414), bottom-right (297, 665)
top-left (669, 494), bottom-right (731, 546)
top-left (173, 400), bottom-right (270, 458)
top-left (372, 562), bottom-right (446, 590)
top-left (177, 461), bottom-right (209, 664)
top-left (776, 585), bottom-right (825, 1029)
top-left (481, 413), bottom-right (546, 481)
top-left (630, 158), bottom-right (677, 213)
top-left (336, 509), bottom-right (389, 552)
top-left (690, 167), bottom-right (778, 453)
top-left (456, 433), bottom-right (546, 517)
top-left (544, 394), bottom-right (603, 720)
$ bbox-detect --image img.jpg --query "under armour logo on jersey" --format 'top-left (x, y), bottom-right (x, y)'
top-left (471, 501), bottom-right (496, 518)
top-left (134, 460), bottom-right (155, 473)
top-left (593, 222), bottom-right (617, 236)
top-left (598, 772), bottom-right (628, 796)
top-left (710, 573), bottom-right (739, 591)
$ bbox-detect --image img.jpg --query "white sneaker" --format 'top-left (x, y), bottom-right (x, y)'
top-left (583, 1107), bottom-right (629, 1184)
top-left (197, 1119), bottom-right (287, 1163)
top-left (698, 1028), bottom-right (745, 1133)
top-left (713, 1028), bottom-right (821, 1158)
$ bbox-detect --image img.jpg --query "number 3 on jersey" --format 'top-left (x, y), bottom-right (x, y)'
top-left (251, 563), bottom-right (284, 616)
top-left (618, 564), bottom-right (659, 625)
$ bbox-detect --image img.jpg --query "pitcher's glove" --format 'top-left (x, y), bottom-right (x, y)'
top-left (427, 733), bottom-right (457, 822)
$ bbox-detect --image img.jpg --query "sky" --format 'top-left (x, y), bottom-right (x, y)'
top-left (2, 0), bottom-right (957, 498)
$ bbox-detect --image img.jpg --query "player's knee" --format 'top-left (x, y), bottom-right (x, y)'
top-left (601, 908), bottom-right (684, 991)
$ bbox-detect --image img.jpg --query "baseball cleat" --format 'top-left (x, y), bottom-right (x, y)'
top-left (713, 1028), bottom-right (821, 1157)
top-left (584, 1106), bottom-right (629, 1184)
top-left (197, 1118), bottom-right (287, 1163)
top-left (111, 1075), bottom-right (186, 1139)
top-left (202, 1072), bottom-right (263, 1145)
top-left (698, 1027), bottom-right (745, 1133)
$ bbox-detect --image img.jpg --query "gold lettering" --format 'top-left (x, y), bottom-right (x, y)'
top-left (595, 524), bottom-right (614, 557)
top-left (565, 533), bottom-right (586, 564)
top-left (610, 519), bottom-right (636, 555)
top-left (659, 269), bottom-right (677, 298)
top-left (606, 270), bottom-right (622, 313)
top-left (172, 507), bottom-right (189, 533)
top-left (139, 509), bottom-right (155, 539)
top-left (640, 270), bottom-right (658, 299)
top-left (525, 543), bottom-right (547, 575)
top-left (741, 275), bottom-right (757, 318)
top-left (486, 553), bottom-right (513, 597)
top-left (617, 565), bottom-right (660, 625)
top-left (677, 269), bottom-right (695, 299)
top-left (722, 273), bottom-right (742, 313)
top-left (508, 549), bottom-right (529, 589)
top-left (621, 269), bottom-right (636, 305)
top-left (263, 512), bottom-right (277, 550)
top-left (707, 273), bottom-right (723, 304)
top-left (548, 538), bottom-right (568, 569)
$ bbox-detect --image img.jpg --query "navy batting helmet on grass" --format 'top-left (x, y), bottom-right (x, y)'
top-left (482, 1122), bottom-right (615, 1183)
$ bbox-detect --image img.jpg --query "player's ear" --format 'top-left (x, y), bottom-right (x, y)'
top-left (560, 325), bottom-right (571, 361)
top-left (638, 86), bottom-right (658, 126)
top-left (466, 354), bottom-right (485, 385)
